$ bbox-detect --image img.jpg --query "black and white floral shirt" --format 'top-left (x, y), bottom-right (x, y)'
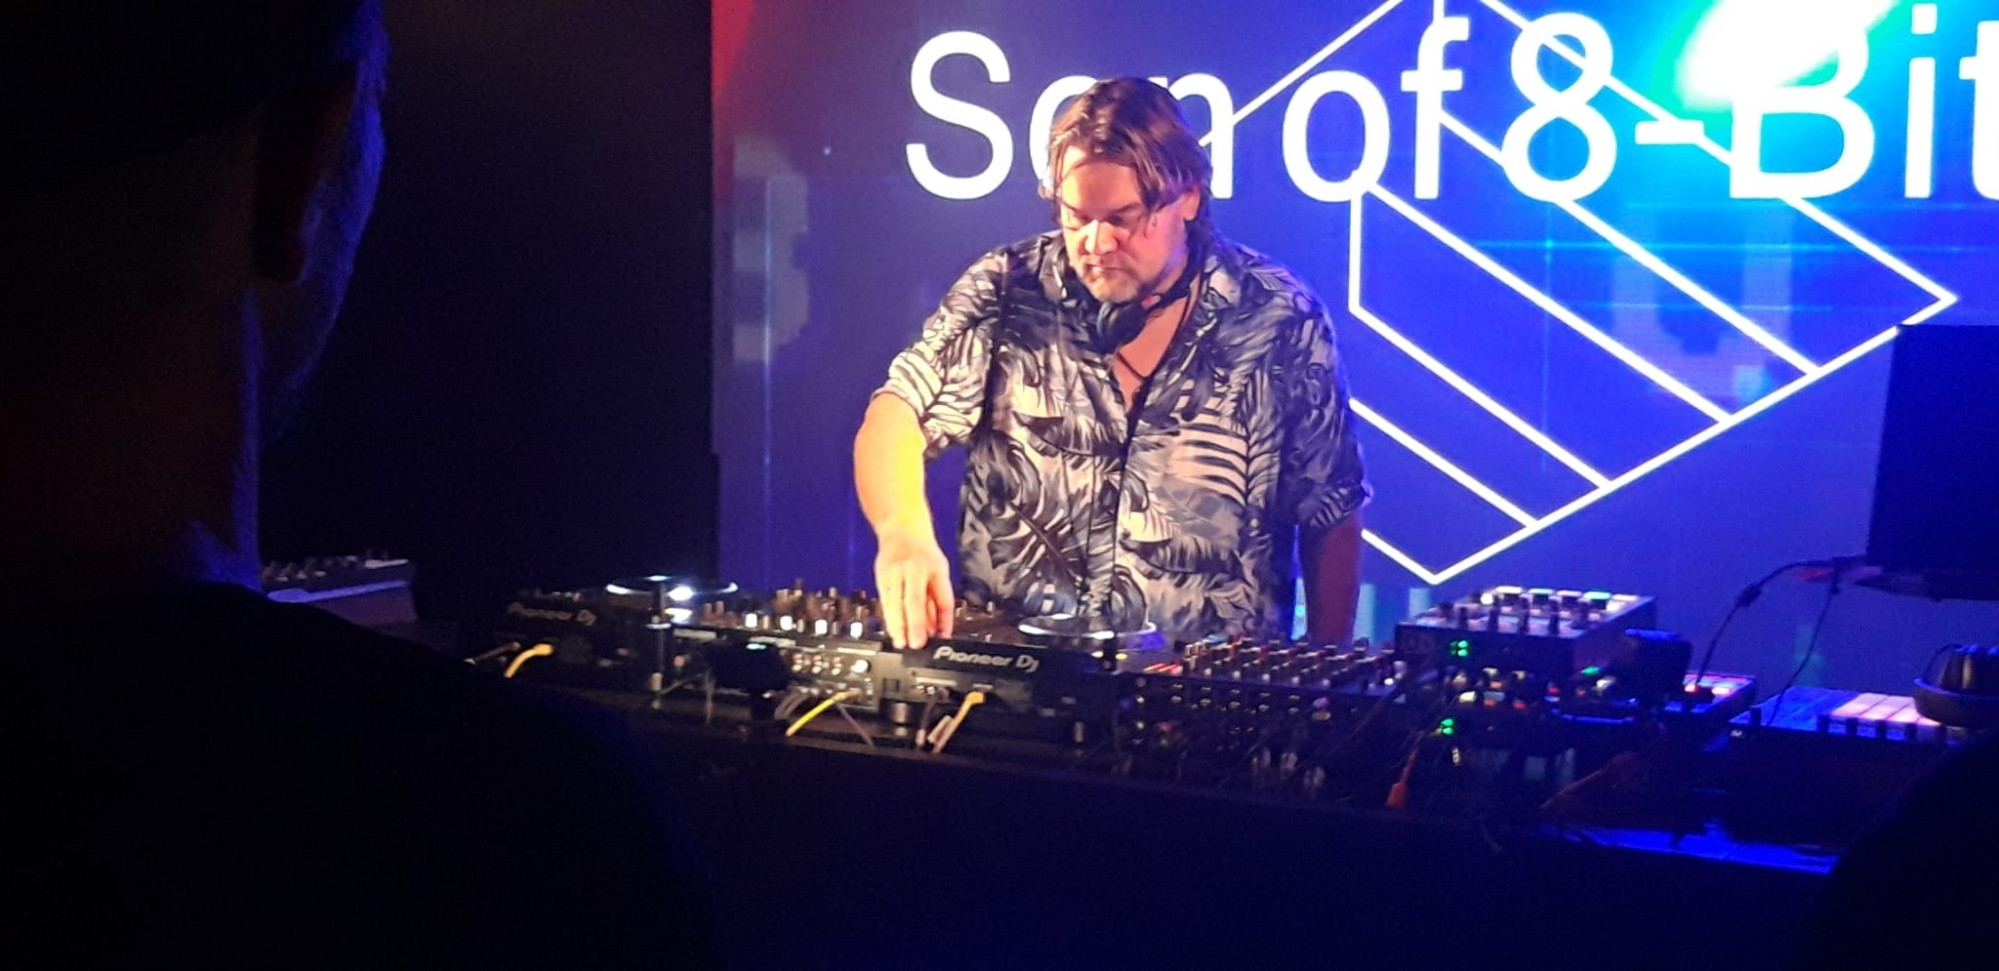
top-left (877, 231), bottom-right (1368, 640)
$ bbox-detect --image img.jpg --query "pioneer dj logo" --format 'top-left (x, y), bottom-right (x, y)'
top-left (902, 0), bottom-right (1973, 584)
top-left (932, 645), bottom-right (1041, 674)
top-left (506, 602), bottom-right (597, 627)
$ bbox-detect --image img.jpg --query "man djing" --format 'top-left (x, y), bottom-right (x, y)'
top-left (854, 77), bottom-right (1368, 649)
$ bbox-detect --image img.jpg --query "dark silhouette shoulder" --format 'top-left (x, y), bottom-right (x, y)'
top-left (10, 584), bottom-right (714, 967)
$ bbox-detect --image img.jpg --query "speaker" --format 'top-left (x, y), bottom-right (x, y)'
top-left (1862, 325), bottom-right (1999, 600)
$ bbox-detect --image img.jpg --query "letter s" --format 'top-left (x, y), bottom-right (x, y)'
top-left (907, 31), bottom-right (1015, 200)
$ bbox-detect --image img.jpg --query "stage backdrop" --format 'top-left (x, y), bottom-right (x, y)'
top-left (713, 0), bottom-right (1999, 693)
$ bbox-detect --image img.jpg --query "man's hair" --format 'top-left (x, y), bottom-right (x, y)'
top-left (1, 1), bottom-right (383, 189)
top-left (1043, 77), bottom-right (1213, 231)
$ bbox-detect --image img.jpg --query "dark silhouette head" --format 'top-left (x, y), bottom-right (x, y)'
top-left (0, 1), bottom-right (389, 606)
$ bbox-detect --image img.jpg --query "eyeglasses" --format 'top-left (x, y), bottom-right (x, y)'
top-left (1053, 200), bottom-right (1158, 238)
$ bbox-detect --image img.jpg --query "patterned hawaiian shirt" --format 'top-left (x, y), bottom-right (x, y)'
top-left (876, 230), bottom-right (1368, 640)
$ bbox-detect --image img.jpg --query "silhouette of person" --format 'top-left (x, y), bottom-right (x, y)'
top-left (1791, 732), bottom-right (1998, 968)
top-left (2, 3), bottom-right (716, 964)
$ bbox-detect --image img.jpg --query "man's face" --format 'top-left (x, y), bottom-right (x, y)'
top-left (1054, 147), bottom-right (1197, 305)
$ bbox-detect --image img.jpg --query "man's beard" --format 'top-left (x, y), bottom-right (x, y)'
top-left (1080, 265), bottom-right (1140, 304)
top-left (1080, 259), bottom-right (1178, 305)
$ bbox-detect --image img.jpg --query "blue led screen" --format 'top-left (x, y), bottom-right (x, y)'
top-left (713, 0), bottom-right (1999, 691)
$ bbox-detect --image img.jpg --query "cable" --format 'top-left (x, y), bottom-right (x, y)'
top-left (928, 690), bottom-right (986, 754)
top-left (785, 689), bottom-right (861, 737)
top-left (913, 696), bottom-right (939, 748)
top-left (834, 703), bottom-right (877, 748)
top-left (1691, 559), bottom-right (1830, 689)
top-left (1769, 568), bottom-right (1845, 725)
top-left (502, 642), bottom-right (554, 679)
top-left (465, 643), bottom-right (524, 668)
top-left (1385, 739), bottom-right (1425, 810)
top-left (1541, 726), bottom-right (1664, 817)
top-left (1305, 671), bottom-right (1415, 771)
top-left (1068, 730), bottom-right (1122, 770)
top-left (773, 691), bottom-right (808, 721)
top-left (1382, 683), bottom-right (1464, 809)
top-left (1215, 730), bottom-right (1282, 790)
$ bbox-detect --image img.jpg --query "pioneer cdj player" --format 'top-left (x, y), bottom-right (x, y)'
top-left (664, 583), bottom-right (1172, 742)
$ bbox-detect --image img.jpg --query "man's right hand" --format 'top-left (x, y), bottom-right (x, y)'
top-left (872, 520), bottom-right (955, 650)
top-left (855, 394), bottom-right (955, 650)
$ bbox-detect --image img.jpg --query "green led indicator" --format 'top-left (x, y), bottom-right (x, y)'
top-left (1438, 718), bottom-right (1458, 736)
top-left (1580, 665), bottom-right (1602, 677)
top-left (1449, 639), bottom-right (1471, 659)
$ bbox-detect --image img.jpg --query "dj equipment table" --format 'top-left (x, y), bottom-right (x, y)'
top-left (580, 690), bottom-right (1834, 971)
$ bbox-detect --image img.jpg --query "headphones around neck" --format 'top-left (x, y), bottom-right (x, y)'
top-left (1081, 236), bottom-right (1206, 354)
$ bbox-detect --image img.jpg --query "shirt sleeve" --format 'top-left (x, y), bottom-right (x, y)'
top-left (873, 249), bottom-right (1007, 459)
top-left (1278, 297), bottom-right (1370, 535)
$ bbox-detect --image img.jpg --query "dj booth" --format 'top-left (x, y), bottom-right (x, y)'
top-left (585, 686), bottom-right (1833, 970)
top-left (272, 557), bottom-right (1971, 968)
top-left (460, 568), bottom-right (1964, 970)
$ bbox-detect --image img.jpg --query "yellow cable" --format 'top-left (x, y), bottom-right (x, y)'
top-left (785, 689), bottom-right (861, 737)
top-left (929, 690), bottom-right (986, 754)
top-left (503, 642), bottom-right (555, 678)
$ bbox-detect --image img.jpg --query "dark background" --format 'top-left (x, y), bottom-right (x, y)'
top-left (264, 0), bottom-right (719, 629)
